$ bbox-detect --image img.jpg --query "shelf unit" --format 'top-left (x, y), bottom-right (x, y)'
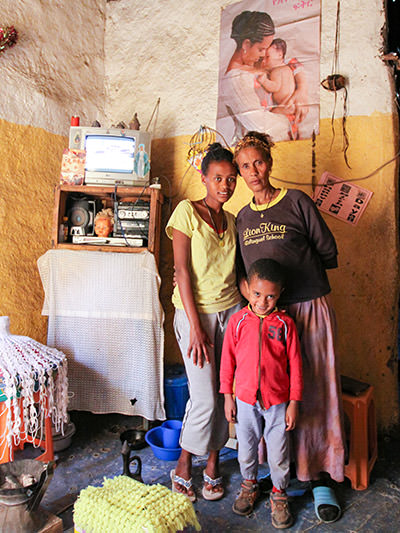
top-left (51, 184), bottom-right (163, 265)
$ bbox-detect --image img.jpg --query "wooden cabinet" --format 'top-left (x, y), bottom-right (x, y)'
top-left (52, 185), bottom-right (163, 265)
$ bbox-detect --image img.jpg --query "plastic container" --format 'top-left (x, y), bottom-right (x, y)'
top-left (145, 427), bottom-right (181, 461)
top-left (164, 365), bottom-right (189, 421)
top-left (161, 420), bottom-right (182, 448)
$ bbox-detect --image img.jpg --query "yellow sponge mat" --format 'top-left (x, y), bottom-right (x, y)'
top-left (73, 475), bottom-right (201, 532)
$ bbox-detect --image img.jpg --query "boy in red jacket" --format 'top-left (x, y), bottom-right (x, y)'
top-left (220, 258), bottom-right (303, 529)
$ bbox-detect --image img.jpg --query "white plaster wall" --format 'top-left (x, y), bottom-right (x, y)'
top-left (104, 0), bottom-right (393, 139)
top-left (0, 1), bottom-right (393, 139)
top-left (0, 0), bottom-right (106, 137)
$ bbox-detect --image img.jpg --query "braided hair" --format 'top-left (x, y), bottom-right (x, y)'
top-left (233, 131), bottom-right (275, 165)
top-left (231, 11), bottom-right (275, 49)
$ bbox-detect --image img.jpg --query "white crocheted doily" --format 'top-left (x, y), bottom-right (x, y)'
top-left (0, 316), bottom-right (68, 461)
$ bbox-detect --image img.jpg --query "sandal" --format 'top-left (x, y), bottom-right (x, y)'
top-left (170, 469), bottom-right (197, 502)
top-left (312, 484), bottom-right (341, 523)
top-left (202, 470), bottom-right (224, 501)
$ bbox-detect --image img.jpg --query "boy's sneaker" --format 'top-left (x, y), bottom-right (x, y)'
top-left (232, 480), bottom-right (259, 515)
top-left (269, 492), bottom-right (293, 529)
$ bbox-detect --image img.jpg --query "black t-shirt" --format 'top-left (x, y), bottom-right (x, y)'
top-left (236, 189), bottom-right (338, 305)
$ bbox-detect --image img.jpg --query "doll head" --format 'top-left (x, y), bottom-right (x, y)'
top-left (94, 208), bottom-right (114, 237)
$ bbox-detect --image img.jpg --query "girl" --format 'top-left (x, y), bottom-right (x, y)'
top-left (233, 131), bottom-right (345, 523)
top-left (166, 143), bottom-right (242, 502)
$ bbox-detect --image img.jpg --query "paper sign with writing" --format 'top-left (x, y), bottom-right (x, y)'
top-left (313, 172), bottom-right (373, 225)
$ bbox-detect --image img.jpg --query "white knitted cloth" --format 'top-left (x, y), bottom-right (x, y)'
top-left (37, 249), bottom-right (165, 421)
top-left (0, 316), bottom-right (68, 462)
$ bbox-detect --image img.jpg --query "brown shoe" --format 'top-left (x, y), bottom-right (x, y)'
top-left (269, 492), bottom-right (293, 529)
top-left (232, 480), bottom-right (259, 516)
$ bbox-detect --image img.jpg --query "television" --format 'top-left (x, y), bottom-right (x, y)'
top-left (69, 126), bottom-right (151, 186)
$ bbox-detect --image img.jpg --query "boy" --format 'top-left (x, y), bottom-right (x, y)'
top-left (220, 258), bottom-right (303, 529)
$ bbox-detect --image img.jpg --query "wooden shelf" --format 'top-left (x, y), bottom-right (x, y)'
top-left (51, 184), bottom-right (163, 265)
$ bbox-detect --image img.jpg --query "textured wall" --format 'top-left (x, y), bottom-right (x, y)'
top-left (0, 0), bottom-right (106, 339)
top-left (104, 0), bottom-right (393, 134)
top-left (0, 0), bottom-right (398, 428)
top-left (0, 0), bottom-right (106, 135)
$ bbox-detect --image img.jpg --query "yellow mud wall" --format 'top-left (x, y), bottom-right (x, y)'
top-left (0, 0), bottom-right (398, 432)
top-left (0, 119), bottom-right (67, 341)
top-left (152, 112), bottom-right (399, 431)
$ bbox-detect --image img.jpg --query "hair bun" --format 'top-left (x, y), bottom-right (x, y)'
top-left (206, 142), bottom-right (224, 153)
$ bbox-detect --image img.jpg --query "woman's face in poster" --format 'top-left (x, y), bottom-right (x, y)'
top-left (242, 35), bottom-right (274, 67)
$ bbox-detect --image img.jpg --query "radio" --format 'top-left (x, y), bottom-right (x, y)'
top-left (114, 200), bottom-right (150, 239)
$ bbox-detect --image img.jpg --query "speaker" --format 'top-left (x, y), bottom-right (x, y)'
top-left (67, 197), bottom-right (96, 236)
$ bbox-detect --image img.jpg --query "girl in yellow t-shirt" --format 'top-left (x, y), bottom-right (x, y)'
top-left (166, 143), bottom-right (242, 503)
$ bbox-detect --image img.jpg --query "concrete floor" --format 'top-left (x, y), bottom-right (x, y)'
top-left (15, 411), bottom-right (400, 532)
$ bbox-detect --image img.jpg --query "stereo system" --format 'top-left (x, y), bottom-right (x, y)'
top-left (65, 196), bottom-right (150, 247)
top-left (113, 200), bottom-right (150, 241)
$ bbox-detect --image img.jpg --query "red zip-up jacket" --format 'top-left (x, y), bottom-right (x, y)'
top-left (220, 306), bottom-right (303, 409)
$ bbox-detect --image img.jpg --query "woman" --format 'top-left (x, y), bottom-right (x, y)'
top-left (166, 143), bottom-right (242, 502)
top-left (233, 131), bottom-right (345, 524)
top-left (218, 10), bottom-right (308, 146)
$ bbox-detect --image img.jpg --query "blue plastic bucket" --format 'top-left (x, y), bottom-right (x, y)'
top-left (164, 365), bottom-right (189, 421)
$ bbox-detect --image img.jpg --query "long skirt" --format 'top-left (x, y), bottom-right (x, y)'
top-left (287, 295), bottom-right (345, 483)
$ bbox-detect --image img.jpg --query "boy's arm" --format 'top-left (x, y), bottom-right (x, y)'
top-left (224, 394), bottom-right (237, 423)
top-left (286, 318), bottom-right (303, 402)
top-left (285, 318), bottom-right (302, 430)
top-left (285, 400), bottom-right (299, 431)
top-left (219, 318), bottom-right (237, 395)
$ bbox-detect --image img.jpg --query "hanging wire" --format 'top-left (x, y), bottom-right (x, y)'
top-left (320, 0), bottom-right (351, 169)
top-left (270, 149), bottom-right (400, 187)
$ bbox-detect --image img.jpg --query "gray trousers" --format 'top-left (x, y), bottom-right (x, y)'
top-left (236, 398), bottom-right (290, 491)
top-left (174, 303), bottom-right (242, 456)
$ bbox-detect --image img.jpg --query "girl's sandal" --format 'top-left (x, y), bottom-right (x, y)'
top-left (170, 469), bottom-right (197, 502)
top-left (202, 470), bottom-right (224, 501)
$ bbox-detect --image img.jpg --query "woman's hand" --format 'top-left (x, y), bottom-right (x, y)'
top-left (285, 400), bottom-right (299, 431)
top-left (224, 394), bottom-right (237, 423)
top-left (188, 325), bottom-right (213, 368)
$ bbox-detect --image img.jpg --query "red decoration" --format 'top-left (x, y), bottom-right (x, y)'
top-left (0, 26), bottom-right (18, 53)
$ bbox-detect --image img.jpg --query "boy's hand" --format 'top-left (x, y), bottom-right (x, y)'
top-left (285, 400), bottom-right (299, 431)
top-left (224, 394), bottom-right (236, 423)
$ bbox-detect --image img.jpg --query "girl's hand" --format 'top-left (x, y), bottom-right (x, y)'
top-left (285, 400), bottom-right (299, 431)
top-left (188, 326), bottom-right (213, 368)
top-left (224, 394), bottom-right (236, 423)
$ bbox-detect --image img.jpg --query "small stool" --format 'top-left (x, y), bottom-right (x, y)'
top-left (342, 384), bottom-right (377, 490)
top-left (0, 392), bottom-right (54, 464)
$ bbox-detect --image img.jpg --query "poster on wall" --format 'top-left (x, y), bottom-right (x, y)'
top-left (216, 0), bottom-right (321, 146)
top-left (313, 172), bottom-right (373, 226)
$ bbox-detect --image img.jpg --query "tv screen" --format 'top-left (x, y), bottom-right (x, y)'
top-left (85, 135), bottom-right (136, 174)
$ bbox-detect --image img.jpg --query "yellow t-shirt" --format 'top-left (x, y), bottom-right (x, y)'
top-left (166, 199), bottom-right (242, 313)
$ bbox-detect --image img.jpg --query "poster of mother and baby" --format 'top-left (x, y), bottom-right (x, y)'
top-left (217, 0), bottom-right (320, 145)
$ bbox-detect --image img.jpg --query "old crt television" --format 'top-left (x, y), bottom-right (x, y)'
top-left (69, 127), bottom-right (151, 186)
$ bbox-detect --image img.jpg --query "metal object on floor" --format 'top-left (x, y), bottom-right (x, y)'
top-left (121, 440), bottom-right (143, 482)
top-left (0, 459), bottom-right (55, 532)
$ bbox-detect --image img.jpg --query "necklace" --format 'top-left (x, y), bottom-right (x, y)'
top-left (254, 188), bottom-right (276, 218)
top-left (203, 198), bottom-right (226, 247)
